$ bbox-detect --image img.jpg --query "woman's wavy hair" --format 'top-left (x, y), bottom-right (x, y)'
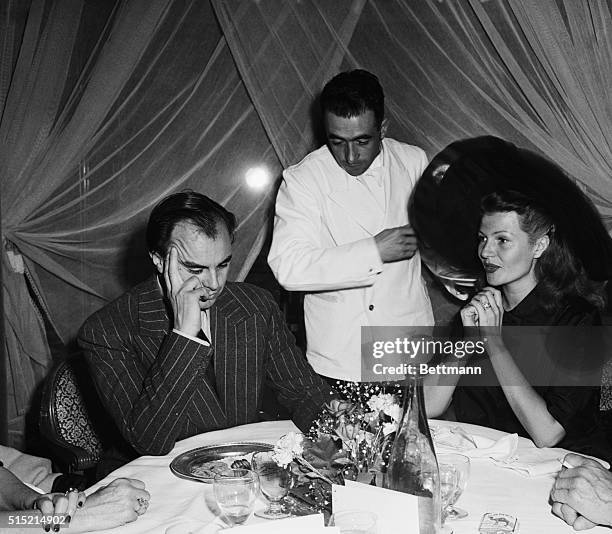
top-left (481, 190), bottom-right (605, 311)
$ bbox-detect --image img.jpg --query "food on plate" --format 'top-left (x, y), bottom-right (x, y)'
top-left (230, 458), bottom-right (251, 470)
top-left (190, 460), bottom-right (231, 478)
top-left (190, 456), bottom-right (252, 478)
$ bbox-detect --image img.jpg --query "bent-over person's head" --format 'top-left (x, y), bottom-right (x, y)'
top-left (147, 191), bottom-right (236, 256)
top-left (321, 69), bottom-right (385, 127)
top-left (320, 69), bottom-right (388, 176)
top-left (147, 191), bottom-right (236, 310)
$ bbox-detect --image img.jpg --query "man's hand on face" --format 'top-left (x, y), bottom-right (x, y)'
top-left (374, 224), bottom-right (418, 263)
top-left (164, 246), bottom-right (207, 337)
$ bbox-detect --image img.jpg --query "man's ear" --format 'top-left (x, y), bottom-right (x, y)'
top-left (380, 118), bottom-right (389, 139)
top-left (150, 252), bottom-right (164, 274)
top-left (533, 234), bottom-right (550, 259)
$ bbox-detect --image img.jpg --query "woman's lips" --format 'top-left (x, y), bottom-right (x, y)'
top-left (484, 264), bottom-right (501, 273)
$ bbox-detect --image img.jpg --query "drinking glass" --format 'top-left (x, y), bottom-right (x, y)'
top-left (213, 469), bottom-right (258, 526)
top-left (438, 463), bottom-right (459, 525)
top-left (252, 451), bottom-right (292, 519)
top-left (329, 510), bottom-right (377, 533)
top-left (438, 453), bottom-right (470, 520)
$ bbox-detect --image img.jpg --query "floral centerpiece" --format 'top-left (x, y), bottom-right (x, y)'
top-left (272, 383), bottom-right (403, 512)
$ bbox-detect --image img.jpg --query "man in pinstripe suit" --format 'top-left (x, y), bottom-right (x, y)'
top-left (79, 192), bottom-right (334, 457)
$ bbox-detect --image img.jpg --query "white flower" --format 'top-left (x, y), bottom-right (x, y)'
top-left (384, 403), bottom-right (402, 423)
top-left (280, 432), bottom-right (304, 454)
top-left (272, 448), bottom-right (294, 468)
top-left (367, 393), bottom-right (395, 413)
top-left (272, 432), bottom-right (304, 467)
top-left (383, 421), bottom-right (398, 436)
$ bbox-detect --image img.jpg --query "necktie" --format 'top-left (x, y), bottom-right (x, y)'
top-left (197, 329), bottom-right (216, 391)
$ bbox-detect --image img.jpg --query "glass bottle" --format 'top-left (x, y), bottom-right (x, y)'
top-left (384, 373), bottom-right (441, 533)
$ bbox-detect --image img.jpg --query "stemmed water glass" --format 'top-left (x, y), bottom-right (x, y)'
top-left (252, 450), bottom-right (293, 519)
top-left (213, 469), bottom-right (259, 527)
top-left (439, 462), bottom-right (459, 526)
top-left (438, 453), bottom-right (470, 520)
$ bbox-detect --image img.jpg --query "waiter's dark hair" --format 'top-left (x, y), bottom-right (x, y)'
top-left (146, 191), bottom-right (236, 256)
top-left (320, 69), bottom-right (385, 127)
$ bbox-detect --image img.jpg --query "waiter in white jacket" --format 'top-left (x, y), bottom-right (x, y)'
top-left (268, 70), bottom-right (433, 383)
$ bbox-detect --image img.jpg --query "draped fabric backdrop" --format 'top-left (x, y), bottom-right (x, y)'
top-left (2, 0), bottom-right (612, 447)
top-left (1, 0), bottom-right (282, 447)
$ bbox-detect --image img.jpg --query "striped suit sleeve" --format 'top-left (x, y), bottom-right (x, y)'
top-left (253, 288), bottom-right (334, 430)
top-left (78, 302), bottom-right (217, 455)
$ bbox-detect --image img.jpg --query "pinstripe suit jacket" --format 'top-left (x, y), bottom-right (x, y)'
top-left (78, 276), bottom-right (333, 455)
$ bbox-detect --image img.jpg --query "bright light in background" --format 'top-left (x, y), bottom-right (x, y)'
top-left (245, 166), bottom-right (271, 190)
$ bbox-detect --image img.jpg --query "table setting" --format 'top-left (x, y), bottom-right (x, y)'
top-left (81, 412), bottom-right (611, 534)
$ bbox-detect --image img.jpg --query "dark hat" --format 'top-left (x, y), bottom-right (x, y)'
top-left (410, 136), bottom-right (612, 283)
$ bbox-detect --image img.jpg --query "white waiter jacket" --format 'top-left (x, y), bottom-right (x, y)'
top-left (268, 138), bottom-right (434, 381)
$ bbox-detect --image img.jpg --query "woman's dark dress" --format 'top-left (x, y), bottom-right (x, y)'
top-left (451, 284), bottom-right (611, 461)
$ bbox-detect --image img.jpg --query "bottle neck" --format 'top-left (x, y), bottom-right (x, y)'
top-left (401, 373), bottom-right (424, 409)
top-left (399, 374), bottom-right (431, 436)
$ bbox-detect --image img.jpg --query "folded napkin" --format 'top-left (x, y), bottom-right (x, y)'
top-left (432, 424), bottom-right (518, 462)
top-left (431, 424), bottom-right (612, 478)
top-left (495, 450), bottom-right (610, 478)
top-left (494, 456), bottom-right (562, 477)
top-left (431, 425), bottom-right (608, 477)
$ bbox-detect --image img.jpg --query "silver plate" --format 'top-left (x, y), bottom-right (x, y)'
top-left (170, 441), bottom-right (274, 483)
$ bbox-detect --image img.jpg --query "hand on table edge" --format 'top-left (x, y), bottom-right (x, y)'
top-left (550, 453), bottom-right (612, 529)
top-left (0, 478), bottom-right (149, 533)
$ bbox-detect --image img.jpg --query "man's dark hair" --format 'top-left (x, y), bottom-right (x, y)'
top-left (320, 69), bottom-right (385, 127)
top-left (146, 191), bottom-right (236, 256)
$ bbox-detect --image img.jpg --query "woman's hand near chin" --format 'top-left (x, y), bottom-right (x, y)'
top-left (460, 287), bottom-right (504, 332)
top-left (460, 302), bottom-right (479, 328)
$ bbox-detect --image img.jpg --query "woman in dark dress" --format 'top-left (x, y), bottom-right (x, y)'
top-left (425, 188), bottom-right (608, 456)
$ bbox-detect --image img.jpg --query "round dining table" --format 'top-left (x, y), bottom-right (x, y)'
top-left (85, 419), bottom-right (609, 534)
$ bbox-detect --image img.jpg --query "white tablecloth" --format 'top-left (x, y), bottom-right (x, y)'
top-left (86, 420), bottom-right (609, 534)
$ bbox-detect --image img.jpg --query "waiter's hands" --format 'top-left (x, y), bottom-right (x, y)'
top-left (164, 246), bottom-right (206, 337)
top-left (374, 224), bottom-right (418, 263)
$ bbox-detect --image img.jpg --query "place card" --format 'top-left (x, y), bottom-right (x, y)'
top-left (332, 481), bottom-right (419, 534)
